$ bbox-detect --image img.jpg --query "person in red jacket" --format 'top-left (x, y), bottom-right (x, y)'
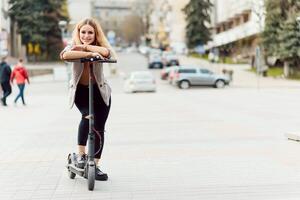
top-left (10, 59), bottom-right (30, 105)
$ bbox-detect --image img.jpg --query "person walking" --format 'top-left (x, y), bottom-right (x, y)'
top-left (60, 18), bottom-right (116, 181)
top-left (10, 58), bottom-right (30, 105)
top-left (0, 82), bottom-right (2, 100)
top-left (0, 57), bottom-right (12, 106)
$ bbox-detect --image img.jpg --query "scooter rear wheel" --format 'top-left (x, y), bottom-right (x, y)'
top-left (87, 162), bottom-right (95, 190)
top-left (68, 154), bottom-right (76, 179)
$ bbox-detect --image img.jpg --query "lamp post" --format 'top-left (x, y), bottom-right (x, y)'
top-left (59, 20), bottom-right (67, 42)
top-left (296, 17), bottom-right (300, 34)
top-left (296, 16), bottom-right (300, 26)
top-left (58, 20), bottom-right (71, 85)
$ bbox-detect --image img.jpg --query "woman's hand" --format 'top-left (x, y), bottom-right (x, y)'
top-left (90, 52), bottom-right (104, 59)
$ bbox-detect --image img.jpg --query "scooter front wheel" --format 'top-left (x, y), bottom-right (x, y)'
top-left (87, 162), bottom-right (96, 191)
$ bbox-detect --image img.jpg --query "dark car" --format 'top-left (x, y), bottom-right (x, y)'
top-left (148, 54), bottom-right (163, 69)
top-left (162, 51), bottom-right (180, 67)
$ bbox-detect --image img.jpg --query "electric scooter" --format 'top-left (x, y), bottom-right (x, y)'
top-left (65, 56), bottom-right (117, 191)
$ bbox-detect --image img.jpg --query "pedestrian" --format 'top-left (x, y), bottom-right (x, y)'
top-left (0, 56), bottom-right (12, 106)
top-left (60, 18), bottom-right (116, 181)
top-left (10, 58), bottom-right (30, 105)
top-left (0, 83), bottom-right (2, 99)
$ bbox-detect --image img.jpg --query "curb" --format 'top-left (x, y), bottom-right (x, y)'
top-left (285, 133), bottom-right (300, 142)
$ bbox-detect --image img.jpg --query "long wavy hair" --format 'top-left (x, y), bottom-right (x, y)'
top-left (72, 18), bottom-right (116, 58)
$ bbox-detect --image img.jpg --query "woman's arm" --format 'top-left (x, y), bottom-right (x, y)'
top-left (61, 50), bottom-right (96, 60)
top-left (60, 44), bottom-right (107, 60)
top-left (10, 69), bottom-right (15, 83)
top-left (85, 45), bottom-right (110, 58)
top-left (24, 68), bottom-right (30, 84)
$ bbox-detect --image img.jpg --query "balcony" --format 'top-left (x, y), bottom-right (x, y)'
top-left (211, 19), bottom-right (260, 48)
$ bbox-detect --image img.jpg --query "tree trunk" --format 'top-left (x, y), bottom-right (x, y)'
top-left (283, 61), bottom-right (289, 78)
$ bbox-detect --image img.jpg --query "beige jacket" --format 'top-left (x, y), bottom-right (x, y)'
top-left (62, 45), bottom-right (112, 108)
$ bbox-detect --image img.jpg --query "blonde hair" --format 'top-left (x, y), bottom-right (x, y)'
top-left (72, 18), bottom-right (116, 58)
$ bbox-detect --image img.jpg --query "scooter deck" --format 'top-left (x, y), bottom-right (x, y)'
top-left (66, 163), bottom-right (85, 177)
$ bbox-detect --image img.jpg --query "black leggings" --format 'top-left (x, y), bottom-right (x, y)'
top-left (74, 84), bottom-right (111, 159)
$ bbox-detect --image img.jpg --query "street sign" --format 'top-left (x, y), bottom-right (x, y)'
top-left (28, 43), bottom-right (33, 54)
top-left (107, 30), bottom-right (116, 39)
top-left (255, 46), bottom-right (261, 72)
top-left (107, 30), bottom-right (116, 46)
top-left (195, 44), bottom-right (205, 54)
top-left (34, 44), bottom-right (41, 55)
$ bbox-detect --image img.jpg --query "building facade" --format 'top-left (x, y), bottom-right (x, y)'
top-left (67, 0), bottom-right (92, 22)
top-left (92, 0), bottom-right (132, 46)
top-left (148, 0), bottom-right (189, 50)
top-left (0, 0), bottom-right (10, 56)
top-left (208, 0), bottom-right (265, 62)
top-left (0, 0), bottom-right (24, 58)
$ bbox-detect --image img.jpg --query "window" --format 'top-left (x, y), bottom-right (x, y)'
top-left (243, 13), bottom-right (250, 23)
top-left (200, 69), bottom-right (212, 74)
top-left (178, 69), bottom-right (197, 73)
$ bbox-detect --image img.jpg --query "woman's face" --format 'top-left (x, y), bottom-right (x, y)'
top-left (79, 24), bottom-right (95, 45)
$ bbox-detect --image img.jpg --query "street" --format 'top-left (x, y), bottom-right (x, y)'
top-left (1, 52), bottom-right (300, 200)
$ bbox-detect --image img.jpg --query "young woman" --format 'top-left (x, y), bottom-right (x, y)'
top-left (10, 58), bottom-right (30, 105)
top-left (60, 18), bottom-right (116, 181)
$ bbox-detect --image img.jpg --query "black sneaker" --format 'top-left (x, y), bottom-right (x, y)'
top-left (1, 98), bottom-right (7, 106)
top-left (76, 154), bottom-right (87, 169)
top-left (96, 167), bottom-right (108, 181)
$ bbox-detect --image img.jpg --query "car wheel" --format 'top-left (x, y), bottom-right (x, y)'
top-left (215, 80), bottom-right (225, 88)
top-left (179, 80), bottom-right (190, 89)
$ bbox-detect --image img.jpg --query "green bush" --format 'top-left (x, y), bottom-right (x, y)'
top-left (247, 67), bottom-right (284, 78)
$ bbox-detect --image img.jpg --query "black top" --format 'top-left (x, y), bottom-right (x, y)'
top-left (0, 61), bottom-right (12, 83)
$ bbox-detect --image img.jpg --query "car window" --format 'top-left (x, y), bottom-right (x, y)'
top-left (178, 69), bottom-right (197, 73)
top-left (200, 69), bottom-right (212, 74)
top-left (166, 55), bottom-right (177, 59)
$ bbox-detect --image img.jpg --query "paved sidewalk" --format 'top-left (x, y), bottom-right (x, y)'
top-left (180, 56), bottom-right (300, 143)
top-left (2, 54), bottom-right (300, 200)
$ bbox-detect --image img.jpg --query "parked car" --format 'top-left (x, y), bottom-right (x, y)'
top-left (138, 45), bottom-right (149, 55)
top-left (160, 66), bottom-right (179, 80)
top-left (124, 71), bottom-right (156, 93)
top-left (148, 53), bottom-right (163, 69)
top-left (114, 46), bottom-right (124, 53)
top-left (172, 67), bottom-right (231, 89)
top-left (147, 48), bottom-right (162, 58)
top-left (162, 51), bottom-right (180, 67)
top-left (170, 42), bottom-right (188, 55)
top-left (125, 45), bottom-right (138, 53)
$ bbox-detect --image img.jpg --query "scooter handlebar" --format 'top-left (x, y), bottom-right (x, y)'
top-left (66, 56), bottom-right (117, 63)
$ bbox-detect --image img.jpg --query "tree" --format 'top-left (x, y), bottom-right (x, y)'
top-left (278, 1), bottom-right (300, 67)
top-left (182, 0), bottom-right (212, 48)
top-left (120, 15), bottom-right (144, 45)
top-left (263, 0), bottom-right (288, 58)
top-left (263, 0), bottom-right (300, 71)
top-left (9, 0), bottom-right (69, 60)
